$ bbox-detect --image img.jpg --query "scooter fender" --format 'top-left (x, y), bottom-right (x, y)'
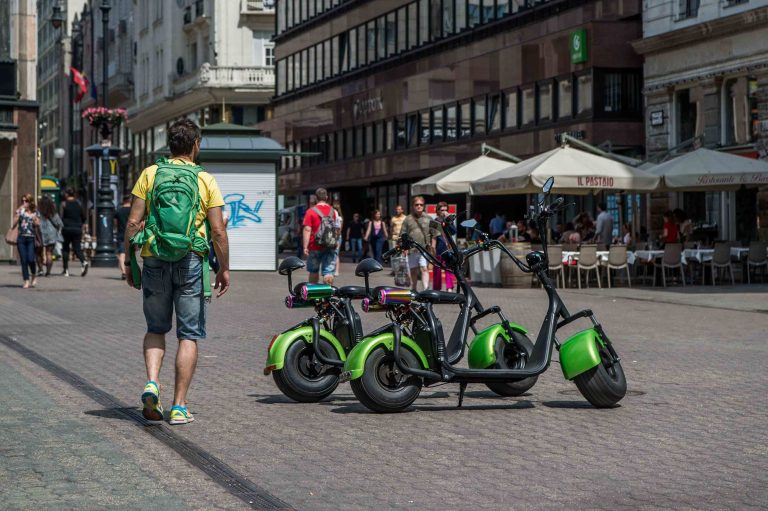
top-left (559, 328), bottom-right (605, 380)
top-left (263, 326), bottom-right (346, 375)
top-left (467, 322), bottom-right (529, 369)
top-left (342, 332), bottom-right (430, 381)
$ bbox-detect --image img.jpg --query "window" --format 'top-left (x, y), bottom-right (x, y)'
top-left (365, 124), bottom-right (374, 154)
top-left (377, 17), bottom-right (386, 61)
top-left (558, 78), bottom-right (572, 119)
top-left (419, 0), bottom-right (429, 45)
top-left (459, 101), bottom-right (471, 138)
top-left (358, 25), bottom-right (367, 66)
top-left (407, 3), bottom-right (418, 49)
top-left (191, 42), bottom-right (198, 70)
top-left (456, 0), bottom-right (467, 31)
top-left (537, 81), bottom-right (552, 122)
top-left (323, 39), bottom-right (331, 78)
top-left (433, 106), bottom-right (444, 142)
top-left (677, 0), bottom-right (699, 19)
top-left (345, 129), bottom-right (354, 159)
top-left (265, 42), bottom-right (275, 67)
top-left (576, 73), bottom-right (592, 114)
top-left (504, 89), bottom-right (518, 129)
top-left (367, 21), bottom-right (377, 63)
top-left (278, 0), bottom-right (287, 34)
top-left (421, 110), bottom-right (432, 144)
top-left (676, 88), bottom-right (696, 144)
top-left (482, 0), bottom-right (495, 22)
top-left (442, 0), bottom-right (454, 36)
top-left (603, 73), bottom-right (621, 113)
top-left (286, 55), bottom-right (294, 91)
top-left (488, 94), bottom-right (501, 132)
top-left (386, 13), bottom-right (396, 57)
top-left (309, 0), bottom-right (316, 18)
top-left (497, 0), bottom-right (509, 17)
top-left (395, 116), bottom-right (406, 149)
top-left (349, 28), bottom-right (358, 69)
top-left (407, 113), bottom-right (419, 147)
top-left (277, 60), bottom-right (286, 95)
top-left (355, 127), bottom-right (364, 157)
top-left (468, 0), bottom-right (481, 27)
top-left (386, 119), bottom-right (394, 150)
top-left (300, 49), bottom-right (307, 87)
top-left (332, 36), bottom-right (341, 75)
top-left (430, 0), bottom-right (443, 40)
top-left (308, 45), bottom-right (315, 84)
top-left (376, 121), bottom-right (386, 152)
top-left (328, 132), bottom-right (336, 162)
top-left (397, 7), bottom-right (407, 52)
top-left (473, 97), bottom-right (486, 136)
top-left (522, 87), bottom-right (535, 125)
top-left (446, 104), bottom-right (457, 140)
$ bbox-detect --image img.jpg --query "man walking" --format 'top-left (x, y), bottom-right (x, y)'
top-left (595, 202), bottom-right (613, 246)
top-left (60, 188), bottom-right (89, 277)
top-left (401, 196), bottom-right (437, 291)
top-left (389, 204), bottom-right (406, 249)
top-left (302, 188), bottom-right (339, 285)
top-left (125, 119), bottom-right (230, 425)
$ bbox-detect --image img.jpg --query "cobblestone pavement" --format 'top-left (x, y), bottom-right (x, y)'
top-left (0, 261), bottom-right (766, 510)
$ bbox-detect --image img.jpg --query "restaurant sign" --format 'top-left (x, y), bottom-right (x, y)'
top-left (696, 174), bottom-right (768, 186)
top-left (577, 176), bottom-right (614, 187)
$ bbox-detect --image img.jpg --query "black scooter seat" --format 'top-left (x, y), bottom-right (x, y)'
top-left (416, 290), bottom-right (466, 305)
top-left (337, 285), bottom-right (368, 299)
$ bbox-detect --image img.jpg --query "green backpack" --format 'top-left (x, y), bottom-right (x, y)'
top-left (129, 158), bottom-right (211, 297)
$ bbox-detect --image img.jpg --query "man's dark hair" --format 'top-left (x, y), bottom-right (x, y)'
top-left (65, 187), bottom-right (75, 198)
top-left (598, 202), bottom-right (607, 211)
top-left (315, 188), bottom-right (328, 201)
top-left (168, 118), bottom-right (201, 156)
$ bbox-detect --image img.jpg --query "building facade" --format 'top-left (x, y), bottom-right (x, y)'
top-left (127, 0), bottom-right (275, 176)
top-left (262, 0), bottom-right (646, 224)
top-left (1, 0), bottom-right (38, 260)
top-left (36, 0), bottom-right (86, 181)
top-left (633, 0), bottom-right (768, 242)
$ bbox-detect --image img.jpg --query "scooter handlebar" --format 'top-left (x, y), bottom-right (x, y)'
top-left (382, 246), bottom-right (400, 261)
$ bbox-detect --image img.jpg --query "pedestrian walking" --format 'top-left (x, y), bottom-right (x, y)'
top-left (364, 209), bottom-right (388, 264)
top-left (38, 195), bottom-right (63, 277)
top-left (389, 204), bottom-right (406, 249)
top-left (302, 187), bottom-right (339, 285)
top-left (114, 195), bottom-right (132, 280)
top-left (401, 196), bottom-right (437, 291)
top-left (346, 213), bottom-right (364, 263)
top-left (432, 202), bottom-right (456, 292)
top-left (60, 188), bottom-right (89, 277)
top-left (333, 201), bottom-right (343, 276)
top-left (125, 118), bottom-right (230, 425)
top-left (13, 194), bottom-right (40, 288)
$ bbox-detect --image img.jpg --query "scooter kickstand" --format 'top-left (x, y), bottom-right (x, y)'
top-left (457, 382), bottom-right (468, 408)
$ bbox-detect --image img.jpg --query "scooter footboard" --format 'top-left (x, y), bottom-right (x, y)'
top-left (340, 332), bottom-right (430, 381)
top-left (264, 326), bottom-right (346, 375)
top-left (559, 328), bottom-right (603, 380)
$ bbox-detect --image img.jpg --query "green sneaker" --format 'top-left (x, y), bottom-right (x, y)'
top-left (141, 381), bottom-right (164, 423)
top-left (169, 405), bottom-right (195, 425)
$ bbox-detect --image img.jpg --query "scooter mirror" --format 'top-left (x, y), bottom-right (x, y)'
top-left (542, 176), bottom-right (555, 194)
top-left (460, 219), bottom-right (477, 229)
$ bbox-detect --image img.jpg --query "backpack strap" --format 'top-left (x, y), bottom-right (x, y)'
top-left (312, 206), bottom-right (327, 218)
top-left (202, 220), bottom-right (212, 300)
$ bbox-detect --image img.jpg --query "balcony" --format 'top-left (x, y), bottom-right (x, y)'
top-left (243, 0), bottom-right (275, 11)
top-left (240, 0), bottom-right (274, 30)
top-left (171, 63), bottom-right (275, 97)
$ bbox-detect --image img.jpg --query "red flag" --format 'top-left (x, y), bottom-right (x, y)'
top-left (71, 67), bottom-right (88, 102)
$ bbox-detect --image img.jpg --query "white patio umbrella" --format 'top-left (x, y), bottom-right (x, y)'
top-left (410, 154), bottom-right (515, 195)
top-left (470, 145), bottom-right (660, 195)
top-left (647, 147), bottom-right (768, 190)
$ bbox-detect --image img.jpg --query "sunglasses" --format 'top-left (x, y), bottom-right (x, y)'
top-left (414, 203), bottom-right (425, 207)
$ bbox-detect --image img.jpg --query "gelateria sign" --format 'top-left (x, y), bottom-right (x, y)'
top-left (353, 96), bottom-right (384, 119)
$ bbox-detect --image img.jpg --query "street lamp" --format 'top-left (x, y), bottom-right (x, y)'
top-left (50, 2), bottom-right (65, 29)
top-left (92, 0), bottom-right (117, 267)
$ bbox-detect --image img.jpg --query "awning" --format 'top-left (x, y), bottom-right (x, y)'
top-left (411, 155), bottom-right (514, 195)
top-left (647, 147), bottom-right (768, 190)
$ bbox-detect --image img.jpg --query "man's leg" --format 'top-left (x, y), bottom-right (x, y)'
top-left (144, 333), bottom-right (166, 382)
top-left (420, 265), bottom-right (429, 290)
top-left (173, 339), bottom-right (198, 407)
top-left (409, 268), bottom-right (420, 291)
top-left (307, 251), bottom-right (320, 283)
top-left (322, 249), bottom-right (335, 285)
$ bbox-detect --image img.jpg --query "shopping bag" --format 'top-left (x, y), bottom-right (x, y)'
top-left (392, 255), bottom-right (410, 287)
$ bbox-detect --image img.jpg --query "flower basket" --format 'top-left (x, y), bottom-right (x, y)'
top-left (81, 107), bottom-right (128, 128)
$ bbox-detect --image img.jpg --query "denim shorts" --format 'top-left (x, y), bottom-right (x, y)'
top-left (142, 253), bottom-right (206, 340)
top-left (306, 249), bottom-right (337, 276)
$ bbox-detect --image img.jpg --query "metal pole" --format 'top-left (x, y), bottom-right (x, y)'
top-left (480, 142), bottom-right (521, 163)
top-left (92, 0), bottom-right (117, 267)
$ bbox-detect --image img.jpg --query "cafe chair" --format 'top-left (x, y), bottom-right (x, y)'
top-left (710, 242), bottom-right (734, 286)
top-left (576, 244), bottom-right (601, 289)
top-left (654, 243), bottom-right (684, 288)
top-left (547, 245), bottom-right (566, 288)
top-left (605, 245), bottom-right (631, 288)
top-left (747, 241), bottom-right (768, 284)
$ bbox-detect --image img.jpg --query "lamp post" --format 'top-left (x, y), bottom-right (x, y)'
top-left (92, 0), bottom-right (117, 267)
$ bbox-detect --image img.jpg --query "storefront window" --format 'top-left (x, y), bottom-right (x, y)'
top-left (433, 106), bottom-right (444, 142)
top-left (538, 82), bottom-right (552, 122)
top-left (504, 89), bottom-right (518, 129)
top-left (421, 110), bottom-right (432, 145)
top-left (576, 73), bottom-right (593, 115)
top-left (446, 104), bottom-right (457, 141)
top-left (488, 94), bottom-right (501, 132)
top-left (408, 3), bottom-right (418, 49)
top-left (397, 7), bottom-right (407, 53)
top-left (460, 101), bottom-right (471, 138)
top-left (558, 77), bottom-right (572, 119)
top-left (473, 97), bottom-right (486, 136)
top-left (522, 87), bottom-right (535, 125)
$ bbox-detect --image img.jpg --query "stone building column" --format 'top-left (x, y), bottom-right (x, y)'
top-left (645, 87), bottom-right (673, 237)
top-left (754, 70), bottom-right (768, 241)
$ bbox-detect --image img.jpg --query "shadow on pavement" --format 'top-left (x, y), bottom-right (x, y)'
top-left (329, 399), bottom-right (535, 414)
top-left (85, 407), bottom-right (143, 421)
top-left (540, 401), bottom-right (596, 409)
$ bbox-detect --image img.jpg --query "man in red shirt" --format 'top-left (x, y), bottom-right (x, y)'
top-left (302, 188), bottom-right (339, 284)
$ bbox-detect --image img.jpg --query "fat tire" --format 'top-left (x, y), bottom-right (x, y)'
top-left (350, 346), bottom-right (423, 413)
top-left (272, 338), bottom-right (339, 403)
top-left (573, 353), bottom-right (627, 408)
top-left (485, 333), bottom-right (539, 397)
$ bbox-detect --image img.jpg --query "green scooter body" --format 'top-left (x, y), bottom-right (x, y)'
top-left (343, 331), bottom-right (431, 380)
top-left (559, 328), bottom-right (604, 380)
top-left (467, 322), bottom-right (529, 369)
top-left (264, 326), bottom-right (346, 375)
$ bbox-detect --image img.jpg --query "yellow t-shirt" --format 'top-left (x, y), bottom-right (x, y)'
top-left (131, 159), bottom-right (225, 257)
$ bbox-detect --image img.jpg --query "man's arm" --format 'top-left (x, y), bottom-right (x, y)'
top-left (123, 196), bottom-right (146, 286)
top-left (302, 225), bottom-right (311, 257)
top-left (208, 206), bottom-right (230, 297)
